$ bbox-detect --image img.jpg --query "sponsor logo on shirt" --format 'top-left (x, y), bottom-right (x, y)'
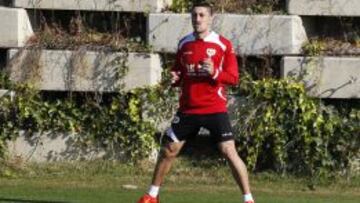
top-left (206, 48), bottom-right (216, 57)
top-left (185, 63), bottom-right (209, 77)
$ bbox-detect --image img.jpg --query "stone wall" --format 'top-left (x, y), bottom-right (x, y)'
top-left (0, 0), bottom-right (359, 162)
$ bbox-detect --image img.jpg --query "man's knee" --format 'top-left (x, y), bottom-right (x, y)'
top-left (218, 140), bottom-right (238, 160)
top-left (162, 142), bottom-right (182, 159)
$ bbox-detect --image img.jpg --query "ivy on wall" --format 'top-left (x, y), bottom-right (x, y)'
top-left (1, 69), bottom-right (358, 178)
top-left (0, 70), bottom-right (178, 161)
top-left (234, 76), bottom-right (360, 176)
top-left (0, 12), bottom-right (176, 162)
top-left (0, 2), bottom-right (358, 178)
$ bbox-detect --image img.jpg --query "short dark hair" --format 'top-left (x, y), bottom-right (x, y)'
top-left (191, 1), bottom-right (213, 15)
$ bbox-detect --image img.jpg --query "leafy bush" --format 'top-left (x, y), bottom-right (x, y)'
top-left (234, 76), bottom-right (360, 176)
top-left (0, 70), bottom-right (177, 161)
top-left (0, 68), bottom-right (358, 177)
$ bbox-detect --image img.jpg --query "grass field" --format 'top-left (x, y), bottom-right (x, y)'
top-left (0, 159), bottom-right (359, 203)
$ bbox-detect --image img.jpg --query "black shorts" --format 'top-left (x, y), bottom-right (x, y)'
top-left (165, 112), bottom-right (234, 143)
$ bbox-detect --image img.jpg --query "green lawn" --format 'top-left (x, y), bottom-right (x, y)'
top-left (0, 160), bottom-right (359, 203)
top-left (0, 181), bottom-right (359, 203)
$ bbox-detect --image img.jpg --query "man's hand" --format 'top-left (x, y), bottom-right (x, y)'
top-left (170, 71), bottom-right (181, 84)
top-left (200, 58), bottom-right (214, 75)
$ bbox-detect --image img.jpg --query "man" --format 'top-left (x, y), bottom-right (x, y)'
top-left (137, 2), bottom-right (254, 203)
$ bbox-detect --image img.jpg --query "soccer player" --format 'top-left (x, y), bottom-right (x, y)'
top-left (137, 2), bottom-right (254, 203)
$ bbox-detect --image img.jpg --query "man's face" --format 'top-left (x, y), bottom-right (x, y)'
top-left (191, 6), bottom-right (213, 34)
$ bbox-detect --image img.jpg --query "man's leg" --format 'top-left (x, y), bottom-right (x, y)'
top-left (137, 141), bottom-right (186, 203)
top-left (151, 140), bottom-right (186, 186)
top-left (218, 140), bottom-right (253, 201)
top-left (151, 112), bottom-right (198, 186)
top-left (203, 113), bottom-right (252, 195)
top-left (138, 112), bottom-right (199, 203)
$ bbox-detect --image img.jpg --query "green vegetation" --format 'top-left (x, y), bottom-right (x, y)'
top-left (0, 72), bottom-right (178, 161)
top-left (302, 39), bottom-right (326, 56)
top-left (0, 0), bottom-right (358, 183)
top-left (1, 72), bottom-right (359, 179)
top-left (302, 38), bottom-right (360, 56)
top-left (233, 77), bottom-right (360, 178)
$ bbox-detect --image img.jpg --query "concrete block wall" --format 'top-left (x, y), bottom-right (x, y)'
top-left (148, 14), bottom-right (308, 55)
top-left (0, 0), bottom-right (359, 161)
top-left (7, 49), bottom-right (162, 91)
top-left (284, 0), bottom-right (360, 99)
top-left (282, 57), bottom-right (360, 98)
top-left (13, 0), bottom-right (172, 12)
top-left (0, 7), bottom-right (33, 48)
top-left (287, 0), bottom-right (360, 17)
top-left (7, 132), bottom-right (109, 162)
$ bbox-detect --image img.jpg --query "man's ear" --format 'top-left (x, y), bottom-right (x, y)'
top-left (209, 15), bottom-right (214, 25)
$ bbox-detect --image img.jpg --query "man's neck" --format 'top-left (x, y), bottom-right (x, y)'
top-left (194, 30), bottom-right (211, 39)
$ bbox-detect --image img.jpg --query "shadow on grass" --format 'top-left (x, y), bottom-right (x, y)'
top-left (0, 198), bottom-right (71, 203)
